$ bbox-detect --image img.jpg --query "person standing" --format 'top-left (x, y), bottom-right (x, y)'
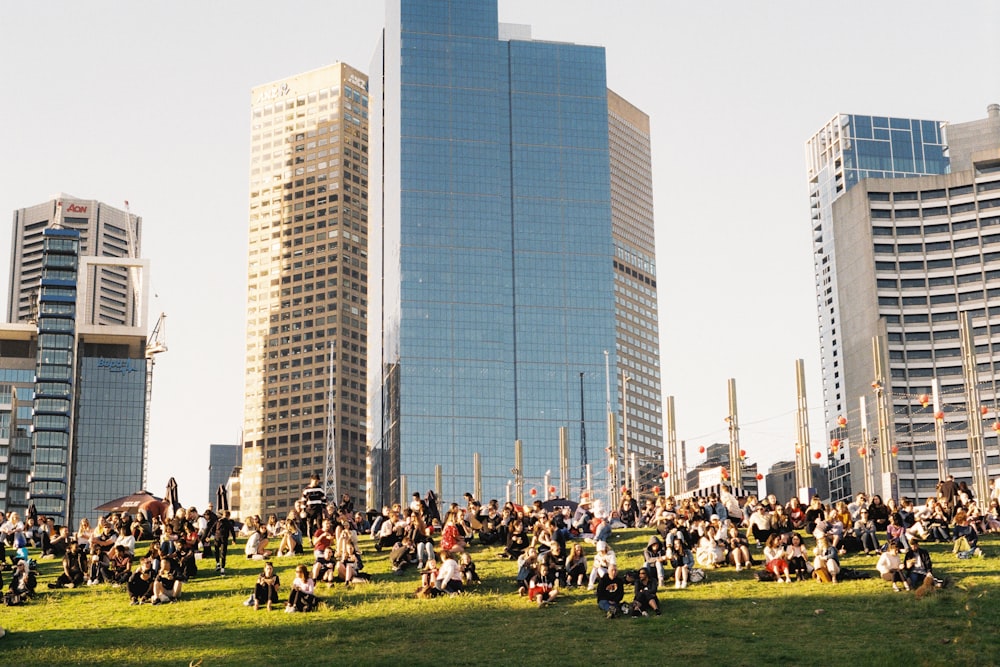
top-left (213, 510), bottom-right (237, 575)
top-left (301, 475), bottom-right (328, 546)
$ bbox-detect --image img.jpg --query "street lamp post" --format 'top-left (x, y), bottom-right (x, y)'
top-left (622, 370), bottom-right (633, 493)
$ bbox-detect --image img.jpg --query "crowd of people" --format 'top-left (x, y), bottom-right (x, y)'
top-left (3, 473), bottom-right (999, 617)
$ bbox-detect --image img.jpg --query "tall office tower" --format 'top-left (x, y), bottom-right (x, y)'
top-left (806, 114), bottom-right (949, 502)
top-left (8, 197), bottom-right (142, 326)
top-left (242, 63), bottom-right (370, 519)
top-left (4, 217), bottom-right (151, 527)
top-left (608, 91), bottom-right (664, 489)
top-left (368, 0), bottom-right (661, 507)
top-left (207, 443), bottom-right (239, 506)
top-left (0, 326), bottom-right (36, 513)
top-left (819, 105), bottom-right (1000, 502)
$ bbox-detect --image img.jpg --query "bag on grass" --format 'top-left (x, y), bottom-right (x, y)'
top-left (754, 570), bottom-right (776, 583)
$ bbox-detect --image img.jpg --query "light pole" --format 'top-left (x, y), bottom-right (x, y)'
top-left (622, 370), bottom-right (633, 493)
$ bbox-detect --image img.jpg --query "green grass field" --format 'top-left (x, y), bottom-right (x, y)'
top-left (2, 530), bottom-right (998, 667)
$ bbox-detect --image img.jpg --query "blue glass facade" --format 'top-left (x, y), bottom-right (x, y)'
top-left (29, 228), bottom-right (79, 521)
top-left (371, 0), bottom-right (617, 505)
top-left (71, 356), bottom-right (146, 525)
top-left (842, 114), bottom-right (948, 189)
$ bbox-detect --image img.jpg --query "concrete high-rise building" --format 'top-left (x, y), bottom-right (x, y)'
top-left (241, 63), bottom-right (370, 519)
top-left (608, 91), bottom-right (664, 493)
top-left (812, 105), bottom-right (1000, 502)
top-left (765, 460), bottom-right (829, 506)
top-left (8, 197), bottom-right (142, 326)
top-left (806, 113), bottom-right (949, 502)
top-left (368, 0), bottom-right (662, 508)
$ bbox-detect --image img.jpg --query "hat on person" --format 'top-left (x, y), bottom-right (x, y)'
top-left (710, 514), bottom-right (720, 522)
top-left (596, 540), bottom-right (608, 551)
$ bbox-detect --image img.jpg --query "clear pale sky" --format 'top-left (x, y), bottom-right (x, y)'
top-left (2, 1), bottom-right (998, 509)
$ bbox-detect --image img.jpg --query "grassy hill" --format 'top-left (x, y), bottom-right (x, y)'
top-left (2, 529), bottom-right (998, 666)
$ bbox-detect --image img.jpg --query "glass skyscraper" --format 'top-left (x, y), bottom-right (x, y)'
top-left (369, 0), bottom-right (661, 507)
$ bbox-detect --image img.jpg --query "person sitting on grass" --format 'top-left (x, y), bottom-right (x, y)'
top-left (786, 496), bottom-right (807, 530)
top-left (48, 541), bottom-right (86, 589)
top-left (43, 525), bottom-right (71, 560)
top-left (516, 547), bottom-right (539, 596)
top-left (784, 533), bottom-right (809, 581)
top-left (286, 564), bottom-right (319, 612)
top-left (502, 513), bottom-right (528, 561)
top-left (904, 537), bottom-right (934, 590)
top-left (439, 512), bottom-right (466, 555)
top-left (853, 509), bottom-right (880, 555)
top-left (250, 561), bottom-right (280, 611)
top-left (275, 518), bottom-right (302, 557)
top-left (876, 540), bottom-right (908, 592)
top-left (804, 496), bottom-right (826, 534)
top-left (726, 524), bottom-right (752, 572)
top-left (311, 546), bottom-right (338, 586)
top-left (595, 563), bottom-right (626, 618)
top-left (951, 508), bottom-right (979, 551)
top-left (152, 558), bottom-right (183, 604)
top-left (245, 524), bottom-right (271, 560)
top-left (763, 534), bottom-right (791, 583)
top-left (108, 545), bottom-right (133, 585)
top-left (127, 558), bottom-right (155, 605)
top-left (695, 523), bottom-right (726, 569)
top-left (745, 504), bottom-right (772, 547)
top-left (587, 541), bottom-right (616, 590)
top-left (812, 535), bottom-right (840, 584)
top-left (434, 551), bottom-right (464, 596)
top-left (85, 547), bottom-right (111, 586)
top-left (630, 566), bottom-right (661, 617)
top-left (565, 543), bottom-right (588, 587)
top-left (527, 562), bottom-right (557, 608)
top-left (7, 560), bottom-right (37, 602)
top-left (459, 552), bottom-right (480, 585)
top-left (337, 541), bottom-right (364, 586)
top-left (310, 518), bottom-right (336, 560)
top-left (667, 537), bottom-right (693, 589)
top-left (390, 536), bottom-right (417, 573)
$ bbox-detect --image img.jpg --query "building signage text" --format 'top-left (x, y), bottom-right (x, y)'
top-left (255, 83), bottom-right (290, 105)
top-left (97, 358), bottom-right (140, 375)
top-left (66, 204), bottom-right (88, 214)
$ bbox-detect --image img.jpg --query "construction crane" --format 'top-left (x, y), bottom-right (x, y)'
top-left (142, 312), bottom-right (167, 488)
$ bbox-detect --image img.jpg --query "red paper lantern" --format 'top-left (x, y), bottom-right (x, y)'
top-left (548, 485), bottom-right (556, 494)
top-left (529, 488), bottom-right (537, 497)
top-left (891, 445), bottom-right (899, 456)
top-left (755, 473), bottom-right (763, 481)
top-left (660, 471), bottom-right (669, 479)
top-left (795, 445), bottom-right (801, 454)
top-left (652, 485), bottom-right (661, 495)
top-left (698, 445), bottom-right (706, 454)
top-left (739, 449), bottom-right (746, 458)
top-left (814, 451), bottom-right (822, 460)
top-left (993, 422), bottom-right (1000, 433)
top-left (831, 438), bottom-right (840, 448)
top-left (581, 491), bottom-right (590, 500)
top-left (721, 468), bottom-right (729, 480)
top-left (918, 393), bottom-right (930, 408)
top-left (859, 447), bottom-right (867, 456)
top-left (621, 485), bottom-right (627, 493)
top-left (837, 416), bottom-right (847, 428)
top-left (982, 406), bottom-right (989, 416)
top-left (935, 411), bottom-right (945, 421)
